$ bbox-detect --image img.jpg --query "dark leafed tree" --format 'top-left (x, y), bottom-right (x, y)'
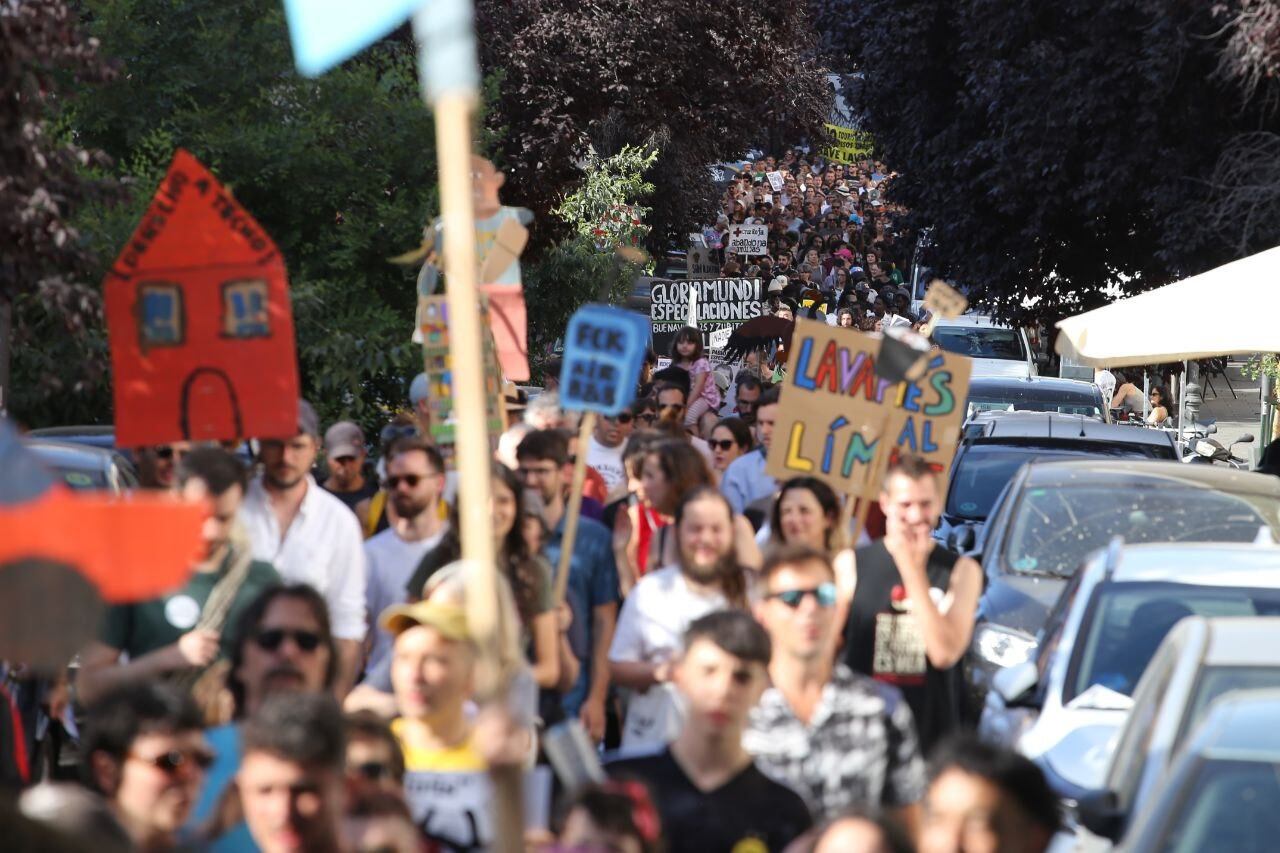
top-left (818, 0), bottom-right (1280, 325)
top-left (0, 0), bottom-right (119, 420)
top-left (476, 0), bottom-right (830, 253)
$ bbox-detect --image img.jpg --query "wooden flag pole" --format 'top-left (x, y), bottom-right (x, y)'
top-left (555, 412), bottom-right (597, 606)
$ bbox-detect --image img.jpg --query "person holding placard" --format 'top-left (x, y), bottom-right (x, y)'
top-left (842, 456), bottom-right (982, 753)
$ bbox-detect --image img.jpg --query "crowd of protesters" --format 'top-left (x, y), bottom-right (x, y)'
top-left (0, 150), bottom-right (1064, 853)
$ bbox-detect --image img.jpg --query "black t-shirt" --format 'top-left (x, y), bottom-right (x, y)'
top-left (322, 477), bottom-right (378, 512)
top-left (842, 539), bottom-right (962, 753)
top-left (608, 748), bottom-right (811, 853)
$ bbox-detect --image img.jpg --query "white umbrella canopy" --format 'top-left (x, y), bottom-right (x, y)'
top-left (1055, 245), bottom-right (1280, 367)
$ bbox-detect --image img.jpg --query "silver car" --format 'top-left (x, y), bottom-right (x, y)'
top-left (1072, 616), bottom-right (1280, 848)
top-left (1104, 689), bottom-right (1280, 852)
top-left (979, 541), bottom-right (1280, 803)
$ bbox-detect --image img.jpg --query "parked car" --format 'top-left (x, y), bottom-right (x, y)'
top-left (1088, 689), bottom-right (1280, 852)
top-left (936, 412), bottom-right (1179, 551)
top-left (966, 461), bottom-right (1280, 712)
top-left (1072, 617), bottom-right (1280, 848)
top-left (978, 541), bottom-right (1280, 802)
top-left (932, 313), bottom-right (1043, 379)
top-left (24, 438), bottom-right (140, 494)
top-left (26, 425), bottom-right (117, 452)
top-left (964, 376), bottom-right (1107, 422)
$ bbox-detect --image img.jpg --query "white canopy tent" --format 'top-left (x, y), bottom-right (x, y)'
top-left (1055, 245), bottom-right (1280, 367)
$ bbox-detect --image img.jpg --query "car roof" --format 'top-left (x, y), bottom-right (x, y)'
top-left (1021, 459), bottom-right (1280, 496)
top-left (968, 376), bottom-right (1101, 397)
top-left (23, 438), bottom-right (121, 468)
top-left (1190, 689), bottom-right (1280, 761)
top-left (933, 313), bottom-right (1011, 329)
top-left (963, 411), bottom-right (1177, 448)
top-left (1098, 542), bottom-right (1280, 586)
top-left (1203, 617), bottom-right (1280, 666)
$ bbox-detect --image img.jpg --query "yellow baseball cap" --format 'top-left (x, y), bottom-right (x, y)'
top-left (379, 600), bottom-right (469, 640)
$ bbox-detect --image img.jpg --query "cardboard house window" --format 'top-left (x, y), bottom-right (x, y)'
top-left (222, 279), bottom-right (270, 339)
top-left (138, 283), bottom-right (185, 347)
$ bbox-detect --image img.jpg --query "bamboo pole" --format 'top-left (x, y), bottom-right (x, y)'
top-left (555, 412), bottom-right (597, 606)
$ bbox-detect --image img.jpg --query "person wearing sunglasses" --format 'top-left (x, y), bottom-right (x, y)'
top-left (746, 545), bottom-right (926, 829)
top-left (320, 420), bottom-right (376, 512)
top-left (82, 683), bottom-right (211, 852)
top-left (191, 584), bottom-right (339, 851)
top-left (708, 418), bottom-right (752, 477)
top-left (587, 405), bottom-right (635, 503)
top-left (343, 710), bottom-right (405, 800)
top-left (132, 441), bottom-right (192, 490)
top-left (362, 436), bottom-right (449, 679)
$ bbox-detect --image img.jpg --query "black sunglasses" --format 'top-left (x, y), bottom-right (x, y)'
top-left (709, 439), bottom-right (737, 451)
top-left (353, 761), bottom-right (392, 781)
top-left (386, 473), bottom-right (432, 489)
top-left (636, 413), bottom-right (656, 424)
top-left (132, 748), bottom-right (215, 773)
top-left (254, 628), bottom-right (322, 653)
top-left (606, 413), bottom-right (634, 424)
top-left (767, 583), bottom-right (838, 609)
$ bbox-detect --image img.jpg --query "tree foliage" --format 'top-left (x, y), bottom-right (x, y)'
top-left (1, 0), bottom-right (119, 422)
top-left (26, 0), bottom-right (450, 433)
top-left (823, 0), bottom-right (1280, 324)
top-left (554, 144), bottom-right (659, 250)
top-left (476, 0), bottom-right (830, 254)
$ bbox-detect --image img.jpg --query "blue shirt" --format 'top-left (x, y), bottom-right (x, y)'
top-left (187, 723), bottom-right (255, 851)
top-left (542, 515), bottom-right (620, 716)
top-left (720, 447), bottom-right (777, 515)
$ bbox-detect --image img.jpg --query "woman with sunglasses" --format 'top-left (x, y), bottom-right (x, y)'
top-left (708, 417), bottom-right (753, 479)
top-left (642, 439), bottom-right (761, 574)
top-left (1146, 385), bottom-right (1173, 427)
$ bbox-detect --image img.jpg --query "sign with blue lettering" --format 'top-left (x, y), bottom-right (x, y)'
top-left (560, 305), bottom-right (649, 415)
top-left (765, 320), bottom-right (972, 500)
top-left (282, 0), bottom-right (426, 77)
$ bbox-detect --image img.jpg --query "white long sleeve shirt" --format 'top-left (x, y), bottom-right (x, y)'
top-left (240, 475), bottom-right (368, 641)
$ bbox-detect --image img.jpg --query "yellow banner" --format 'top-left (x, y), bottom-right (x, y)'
top-left (822, 124), bottom-right (875, 164)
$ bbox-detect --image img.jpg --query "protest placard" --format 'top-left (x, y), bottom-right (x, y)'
top-left (821, 124), bottom-right (875, 164)
top-left (766, 171), bottom-right (784, 192)
top-left (103, 149), bottom-right (299, 447)
top-left (650, 278), bottom-right (763, 361)
top-left (403, 767), bottom-right (552, 851)
top-left (766, 320), bottom-right (972, 501)
top-left (725, 223), bottom-right (767, 256)
top-left (561, 305), bottom-right (649, 416)
top-left (687, 243), bottom-right (720, 277)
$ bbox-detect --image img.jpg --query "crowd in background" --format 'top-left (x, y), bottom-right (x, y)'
top-left (0, 150), bottom-right (1066, 853)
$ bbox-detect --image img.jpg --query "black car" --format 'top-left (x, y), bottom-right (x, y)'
top-left (936, 411), bottom-right (1179, 551)
top-left (964, 375), bottom-right (1107, 421)
top-left (965, 459), bottom-right (1280, 714)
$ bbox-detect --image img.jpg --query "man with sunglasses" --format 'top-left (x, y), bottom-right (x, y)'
top-left (362, 436), bottom-right (449, 678)
top-left (746, 545), bottom-right (925, 828)
top-left (586, 405), bottom-right (634, 503)
top-left (82, 683), bottom-right (211, 852)
top-left (241, 400), bottom-right (367, 697)
top-left (133, 441), bottom-right (192, 490)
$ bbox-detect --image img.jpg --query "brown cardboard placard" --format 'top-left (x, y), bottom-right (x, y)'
top-left (765, 321), bottom-right (972, 501)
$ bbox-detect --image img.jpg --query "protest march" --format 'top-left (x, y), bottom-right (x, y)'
top-left (8, 1), bottom-right (1280, 853)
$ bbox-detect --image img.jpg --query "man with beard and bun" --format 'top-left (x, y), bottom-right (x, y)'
top-left (362, 436), bottom-right (448, 678)
top-left (609, 486), bottom-right (747, 754)
top-left (241, 400), bottom-right (367, 697)
top-left (189, 584), bottom-right (339, 852)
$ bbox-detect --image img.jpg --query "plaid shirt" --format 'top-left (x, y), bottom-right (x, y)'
top-left (744, 663), bottom-right (926, 821)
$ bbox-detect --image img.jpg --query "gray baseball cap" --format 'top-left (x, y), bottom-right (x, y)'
top-left (324, 421), bottom-right (364, 458)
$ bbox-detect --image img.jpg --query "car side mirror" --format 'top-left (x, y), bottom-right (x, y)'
top-left (1077, 789), bottom-right (1124, 841)
top-left (992, 660), bottom-right (1039, 707)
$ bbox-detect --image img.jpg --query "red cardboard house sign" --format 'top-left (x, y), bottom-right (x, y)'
top-left (105, 150), bottom-right (299, 447)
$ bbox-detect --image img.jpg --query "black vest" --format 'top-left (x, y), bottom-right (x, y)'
top-left (842, 539), bottom-right (962, 752)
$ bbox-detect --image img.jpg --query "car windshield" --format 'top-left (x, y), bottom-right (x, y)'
top-left (1068, 583), bottom-right (1280, 703)
top-left (945, 444), bottom-right (1168, 521)
top-left (967, 393), bottom-right (1103, 419)
top-left (1004, 486), bottom-right (1280, 577)
top-left (1182, 667), bottom-right (1280, 743)
top-left (1157, 758), bottom-right (1280, 853)
top-left (934, 326), bottom-right (1026, 361)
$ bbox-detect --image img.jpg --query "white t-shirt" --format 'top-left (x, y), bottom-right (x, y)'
top-left (586, 435), bottom-right (627, 498)
top-left (363, 524), bottom-right (448, 675)
top-left (609, 565), bottom-right (728, 752)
